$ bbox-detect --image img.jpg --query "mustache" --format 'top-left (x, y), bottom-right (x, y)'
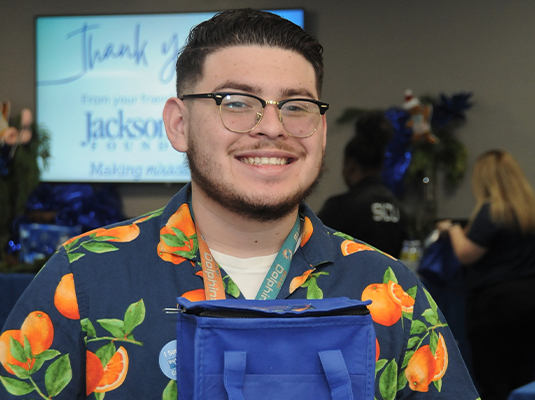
top-left (228, 140), bottom-right (305, 156)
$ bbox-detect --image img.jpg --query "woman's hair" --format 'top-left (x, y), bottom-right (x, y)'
top-left (471, 149), bottom-right (535, 233)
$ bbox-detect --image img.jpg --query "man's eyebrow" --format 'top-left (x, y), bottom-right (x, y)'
top-left (281, 88), bottom-right (317, 99)
top-left (212, 81), bottom-right (317, 100)
top-left (212, 81), bottom-right (261, 94)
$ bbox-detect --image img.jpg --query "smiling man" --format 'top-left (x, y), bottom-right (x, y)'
top-left (0, 9), bottom-right (479, 399)
top-left (164, 44), bottom-right (326, 257)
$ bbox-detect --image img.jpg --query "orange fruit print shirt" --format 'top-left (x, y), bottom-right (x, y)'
top-left (0, 183), bottom-right (479, 399)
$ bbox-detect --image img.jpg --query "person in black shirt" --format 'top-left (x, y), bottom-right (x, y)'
top-left (318, 111), bottom-right (408, 257)
top-left (438, 149), bottom-right (535, 400)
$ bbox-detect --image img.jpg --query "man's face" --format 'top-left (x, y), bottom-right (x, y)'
top-left (181, 45), bottom-right (327, 222)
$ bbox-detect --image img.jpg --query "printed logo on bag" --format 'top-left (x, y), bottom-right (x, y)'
top-left (248, 303), bottom-right (314, 313)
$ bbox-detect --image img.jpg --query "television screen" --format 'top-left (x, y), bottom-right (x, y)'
top-left (36, 10), bottom-right (305, 183)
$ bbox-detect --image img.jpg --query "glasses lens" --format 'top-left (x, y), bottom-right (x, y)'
top-left (280, 100), bottom-right (321, 137)
top-left (220, 94), bottom-right (263, 133)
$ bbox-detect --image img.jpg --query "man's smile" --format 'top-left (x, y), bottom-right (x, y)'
top-left (238, 156), bottom-right (292, 166)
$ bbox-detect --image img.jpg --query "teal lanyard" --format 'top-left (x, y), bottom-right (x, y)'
top-left (254, 216), bottom-right (300, 300)
top-left (188, 193), bottom-right (300, 300)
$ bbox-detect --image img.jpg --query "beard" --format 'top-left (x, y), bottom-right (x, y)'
top-left (186, 139), bottom-right (325, 222)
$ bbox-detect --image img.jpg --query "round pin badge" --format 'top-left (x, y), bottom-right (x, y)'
top-left (159, 340), bottom-right (177, 380)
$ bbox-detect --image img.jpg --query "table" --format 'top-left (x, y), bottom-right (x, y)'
top-left (508, 381), bottom-right (535, 400)
top-left (0, 273), bottom-right (35, 329)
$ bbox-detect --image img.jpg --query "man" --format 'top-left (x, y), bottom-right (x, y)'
top-left (318, 111), bottom-right (408, 257)
top-left (0, 9), bottom-right (478, 399)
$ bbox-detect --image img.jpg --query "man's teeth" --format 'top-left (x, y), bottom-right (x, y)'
top-left (240, 157), bottom-right (289, 165)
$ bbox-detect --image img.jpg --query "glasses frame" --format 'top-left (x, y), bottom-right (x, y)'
top-left (180, 92), bottom-right (329, 138)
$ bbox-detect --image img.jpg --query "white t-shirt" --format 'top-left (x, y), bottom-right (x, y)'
top-left (210, 249), bottom-right (277, 299)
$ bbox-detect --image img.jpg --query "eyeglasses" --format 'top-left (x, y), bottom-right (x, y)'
top-left (180, 92), bottom-right (329, 138)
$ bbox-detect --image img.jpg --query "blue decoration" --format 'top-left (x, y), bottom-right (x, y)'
top-left (26, 183), bottom-right (125, 231)
top-left (381, 92), bottom-right (473, 198)
top-left (430, 92), bottom-right (473, 127)
top-left (383, 107), bottom-right (413, 198)
top-left (18, 223), bottom-right (82, 264)
top-left (7, 183), bottom-right (126, 261)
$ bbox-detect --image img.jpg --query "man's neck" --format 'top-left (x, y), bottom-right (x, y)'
top-left (190, 186), bottom-right (299, 258)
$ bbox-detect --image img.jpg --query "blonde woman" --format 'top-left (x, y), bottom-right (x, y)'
top-left (438, 149), bottom-right (535, 400)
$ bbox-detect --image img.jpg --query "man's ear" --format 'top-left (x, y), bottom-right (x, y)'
top-left (163, 97), bottom-right (189, 152)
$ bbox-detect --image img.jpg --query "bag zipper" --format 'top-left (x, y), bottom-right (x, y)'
top-left (180, 306), bottom-right (370, 319)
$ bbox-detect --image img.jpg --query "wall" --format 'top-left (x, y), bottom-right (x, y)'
top-left (2, 0), bottom-right (535, 220)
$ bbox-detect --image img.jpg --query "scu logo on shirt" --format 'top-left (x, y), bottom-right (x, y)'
top-left (371, 203), bottom-right (400, 223)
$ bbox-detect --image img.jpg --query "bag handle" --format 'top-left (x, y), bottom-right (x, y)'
top-left (319, 350), bottom-right (354, 400)
top-left (223, 350), bottom-right (353, 400)
top-left (224, 351), bottom-right (247, 400)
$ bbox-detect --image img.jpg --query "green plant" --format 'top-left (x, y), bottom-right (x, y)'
top-left (0, 118), bottom-right (52, 269)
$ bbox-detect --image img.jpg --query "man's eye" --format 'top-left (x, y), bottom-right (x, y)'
top-left (225, 101), bottom-right (249, 109)
top-left (286, 105), bottom-right (306, 112)
top-left (222, 97), bottom-right (258, 113)
top-left (284, 102), bottom-right (312, 114)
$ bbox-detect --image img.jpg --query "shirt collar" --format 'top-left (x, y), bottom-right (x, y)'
top-left (158, 182), bottom-right (337, 297)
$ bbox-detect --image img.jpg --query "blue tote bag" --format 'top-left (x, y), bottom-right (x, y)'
top-left (418, 233), bottom-right (462, 287)
top-left (176, 297), bottom-right (376, 400)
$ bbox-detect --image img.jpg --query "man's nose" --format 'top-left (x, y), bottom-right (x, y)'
top-left (249, 104), bottom-right (287, 139)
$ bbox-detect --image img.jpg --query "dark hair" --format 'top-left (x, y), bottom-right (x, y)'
top-left (175, 8), bottom-right (324, 97)
top-left (344, 111), bottom-right (393, 172)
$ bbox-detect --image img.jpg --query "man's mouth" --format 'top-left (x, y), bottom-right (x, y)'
top-left (238, 157), bottom-right (291, 166)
